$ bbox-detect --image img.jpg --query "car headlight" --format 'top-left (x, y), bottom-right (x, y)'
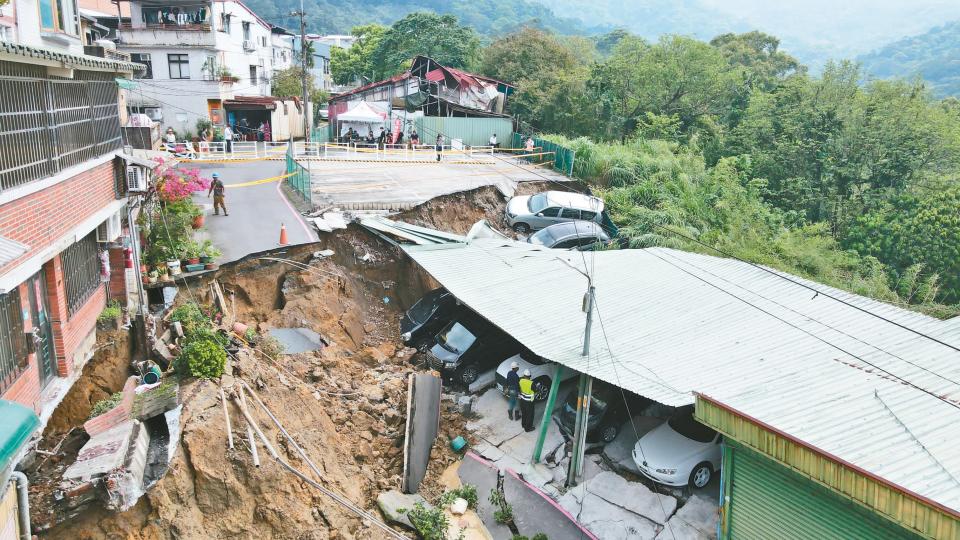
top-left (655, 468), bottom-right (677, 475)
top-left (401, 332), bottom-right (412, 342)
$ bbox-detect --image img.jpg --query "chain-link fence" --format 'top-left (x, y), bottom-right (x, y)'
top-left (285, 147), bottom-right (312, 206)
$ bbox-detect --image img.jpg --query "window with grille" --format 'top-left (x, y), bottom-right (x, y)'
top-left (131, 53), bottom-right (152, 79)
top-left (61, 232), bottom-right (101, 317)
top-left (168, 54), bottom-right (190, 79)
top-left (0, 290), bottom-right (27, 395)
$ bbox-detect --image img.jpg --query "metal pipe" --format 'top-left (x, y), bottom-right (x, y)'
top-left (531, 363), bottom-right (563, 463)
top-left (10, 471), bottom-right (31, 540)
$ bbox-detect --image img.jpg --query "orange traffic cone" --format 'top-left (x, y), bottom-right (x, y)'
top-left (278, 223), bottom-right (288, 246)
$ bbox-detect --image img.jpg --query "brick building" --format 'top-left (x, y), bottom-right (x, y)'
top-left (0, 2), bottom-right (150, 424)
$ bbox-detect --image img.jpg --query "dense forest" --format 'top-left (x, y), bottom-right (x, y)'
top-left (331, 16), bottom-right (960, 315)
top-left (859, 21), bottom-right (960, 98)
top-left (242, 0), bottom-right (590, 38)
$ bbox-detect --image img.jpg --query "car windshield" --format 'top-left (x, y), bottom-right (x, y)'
top-left (528, 194), bottom-right (549, 213)
top-left (668, 410), bottom-right (717, 443)
top-left (528, 227), bottom-right (559, 246)
top-left (437, 322), bottom-right (476, 355)
top-left (408, 294), bottom-right (440, 324)
top-left (563, 389), bottom-right (609, 416)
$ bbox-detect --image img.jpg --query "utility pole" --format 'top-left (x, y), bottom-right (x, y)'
top-left (566, 283), bottom-right (595, 487)
top-left (293, 4), bottom-right (310, 142)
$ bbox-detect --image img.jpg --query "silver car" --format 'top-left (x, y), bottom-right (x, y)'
top-left (506, 191), bottom-right (604, 233)
top-left (527, 221), bottom-right (611, 249)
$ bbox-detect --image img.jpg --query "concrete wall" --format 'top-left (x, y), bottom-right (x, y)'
top-left (11, 0), bottom-right (84, 54)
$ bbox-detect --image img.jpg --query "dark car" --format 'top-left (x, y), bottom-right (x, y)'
top-left (424, 313), bottom-right (523, 385)
top-left (527, 221), bottom-right (611, 250)
top-left (558, 381), bottom-right (651, 443)
top-left (400, 288), bottom-right (459, 350)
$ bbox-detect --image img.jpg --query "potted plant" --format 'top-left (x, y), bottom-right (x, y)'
top-left (218, 67), bottom-right (238, 83)
top-left (199, 241), bottom-right (221, 269)
top-left (184, 240), bottom-right (202, 266)
top-left (191, 206), bottom-right (205, 229)
top-left (158, 264), bottom-right (171, 282)
top-left (147, 270), bottom-right (158, 284)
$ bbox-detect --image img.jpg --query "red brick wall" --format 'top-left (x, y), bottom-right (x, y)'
top-left (44, 256), bottom-right (105, 377)
top-left (108, 246), bottom-right (128, 300)
top-left (0, 160), bottom-right (117, 278)
top-left (0, 283), bottom-right (41, 412)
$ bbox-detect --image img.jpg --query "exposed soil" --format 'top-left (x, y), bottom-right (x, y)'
top-left (37, 235), bottom-right (468, 540)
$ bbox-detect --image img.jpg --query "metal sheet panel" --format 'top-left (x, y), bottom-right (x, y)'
top-left (416, 117), bottom-right (513, 147)
top-left (401, 239), bottom-right (960, 515)
top-left (728, 442), bottom-right (925, 540)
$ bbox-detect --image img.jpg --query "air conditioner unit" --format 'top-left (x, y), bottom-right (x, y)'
top-left (96, 213), bottom-right (122, 243)
top-left (126, 165), bottom-right (147, 192)
top-left (144, 107), bottom-right (162, 121)
top-left (243, 39), bottom-right (256, 51)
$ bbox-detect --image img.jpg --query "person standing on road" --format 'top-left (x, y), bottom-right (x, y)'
top-left (435, 134), bottom-right (444, 162)
top-left (506, 361), bottom-right (521, 420)
top-left (207, 172), bottom-right (227, 216)
top-left (519, 369), bottom-right (536, 432)
top-left (377, 127), bottom-right (387, 149)
top-left (223, 125), bottom-right (234, 153)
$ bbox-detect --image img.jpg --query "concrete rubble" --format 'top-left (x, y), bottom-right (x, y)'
top-left (376, 490), bottom-right (431, 530)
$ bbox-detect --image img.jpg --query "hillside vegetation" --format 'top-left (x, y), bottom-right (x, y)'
top-left (859, 21), bottom-right (960, 98)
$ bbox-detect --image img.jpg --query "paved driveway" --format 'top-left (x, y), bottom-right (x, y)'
top-left (189, 160), bottom-right (316, 263)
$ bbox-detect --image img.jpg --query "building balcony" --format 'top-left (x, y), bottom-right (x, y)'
top-left (83, 46), bottom-right (132, 62)
top-left (118, 23), bottom-right (215, 47)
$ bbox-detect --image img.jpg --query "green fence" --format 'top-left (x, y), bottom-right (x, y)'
top-left (511, 133), bottom-right (576, 176)
top-left (285, 147), bottom-right (312, 205)
top-left (417, 117), bottom-right (514, 147)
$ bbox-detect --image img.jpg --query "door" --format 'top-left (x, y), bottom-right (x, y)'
top-left (559, 207), bottom-right (582, 224)
top-left (532, 207), bottom-right (560, 229)
top-left (27, 271), bottom-right (56, 387)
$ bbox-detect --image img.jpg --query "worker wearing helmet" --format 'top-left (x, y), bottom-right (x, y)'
top-left (506, 361), bottom-right (521, 421)
top-left (207, 172), bottom-right (227, 216)
top-left (518, 369), bottom-right (536, 432)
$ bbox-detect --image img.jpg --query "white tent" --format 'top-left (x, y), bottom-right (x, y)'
top-left (337, 102), bottom-right (387, 138)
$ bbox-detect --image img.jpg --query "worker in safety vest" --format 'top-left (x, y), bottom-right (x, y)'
top-left (518, 369), bottom-right (536, 432)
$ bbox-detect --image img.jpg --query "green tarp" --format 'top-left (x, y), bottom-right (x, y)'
top-left (0, 400), bottom-right (40, 476)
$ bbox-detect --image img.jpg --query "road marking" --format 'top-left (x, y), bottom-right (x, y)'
top-left (224, 172), bottom-right (296, 188)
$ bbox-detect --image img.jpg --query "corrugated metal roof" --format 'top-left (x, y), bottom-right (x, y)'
top-left (402, 239), bottom-right (960, 513)
top-left (0, 236), bottom-right (29, 269)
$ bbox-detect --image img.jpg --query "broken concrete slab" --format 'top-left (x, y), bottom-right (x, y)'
top-left (466, 388), bottom-right (524, 446)
top-left (602, 416), bottom-right (664, 474)
top-left (83, 376), bottom-right (138, 437)
top-left (503, 469), bottom-right (597, 540)
top-left (402, 373), bottom-right (441, 494)
top-left (496, 417), bottom-right (565, 468)
top-left (377, 490), bottom-right (430, 530)
top-left (586, 471), bottom-right (677, 525)
top-left (457, 453), bottom-right (512, 540)
top-left (267, 327), bottom-right (326, 354)
top-left (670, 494), bottom-right (718, 537)
top-left (577, 492), bottom-right (661, 540)
top-left (64, 421), bottom-right (138, 481)
top-left (654, 517), bottom-right (713, 540)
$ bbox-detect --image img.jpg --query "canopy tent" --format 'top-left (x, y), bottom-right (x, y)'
top-left (337, 101), bottom-right (388, 139)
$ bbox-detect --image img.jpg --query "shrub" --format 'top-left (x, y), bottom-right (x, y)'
top-left (89, 392), bottom-right (123, 419)
top-left (176, 338), bottom-right (226, 379)
top-left (438, 484), bottom-right (478, 509)
top-left (170, 303), bottom-right (209, 336)
top-left (97, 301), bottom-right (122, 323)
top-left (489, 488), bottom-right (513, 524)
top-left (258, 335), bottom-right (286, 359)
top-left (405, 503), bottom-right (449, 540)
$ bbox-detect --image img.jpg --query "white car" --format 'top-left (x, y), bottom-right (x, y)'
top-left (495, 352), bottom-right (577, 401)
top-left (632, 407), bottom-right (722, 489)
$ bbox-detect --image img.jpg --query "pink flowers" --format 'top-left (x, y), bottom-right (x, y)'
top-left (152, 157), bottom-right (212, 202)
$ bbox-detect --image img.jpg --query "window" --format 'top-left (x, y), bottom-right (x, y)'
top-left (260, 36), bottom-right (266, 47)
top-left (202, 55), bottom-right (217, 80)
top-left (249, 65), bottom-right (257, 84)
top-left (61, 232), bottom-right (101, 317)
top-left (242, 21), bottom-right (250, 41)
top-left (219, 13), bottom-right (230, 33)
top-left (168, 54), bottom-right (190, 79)
top-left (580, 210), bottom-right (597, 221)
top-left (560, 208), bottom-right (580, 219)
top-left (0, 290), bottom-right (27, 395)
top-left (131, 53), bottom-right (152, 79)
top-left (541, 207), bottom-right (560, 218)
top-left (39, 0), bottom-right (76, 33)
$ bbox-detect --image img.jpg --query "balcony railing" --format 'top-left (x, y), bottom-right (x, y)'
top-left (0, 61), bottom-right (123, 193)
top-left (119, 22), bottom-right (211, 32)
top-left (83, 46), bottom-right (132, 63)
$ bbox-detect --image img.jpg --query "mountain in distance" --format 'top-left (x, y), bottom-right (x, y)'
top-left (244, 0), bottom-right (595, 39)
top-left (532, 0), bottom-right (960, 70)
top-left (858, 21), bottom-right (960, 98)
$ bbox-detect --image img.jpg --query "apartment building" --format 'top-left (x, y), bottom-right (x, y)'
top-left (0, 0), bottom-right (148, 422)
top-left (116, 0), bottom-right (273, 137)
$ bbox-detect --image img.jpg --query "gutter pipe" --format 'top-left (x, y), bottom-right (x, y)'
top-left (9, 471), bottom-right (31, 540)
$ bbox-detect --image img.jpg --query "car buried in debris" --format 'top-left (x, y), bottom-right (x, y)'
top-left (506, 191), bottom-right (605, 234)
top-left (423, 313), bottom-right (523, 385)
top-left (400, 287), bottom-right (459, 351)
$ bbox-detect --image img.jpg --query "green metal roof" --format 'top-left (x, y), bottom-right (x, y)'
top-left (0, 41), bottom-right (143, 73)
top-left (0, 400), bottom-right (40, 475)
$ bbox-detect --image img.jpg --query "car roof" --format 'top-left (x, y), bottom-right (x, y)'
top-left (538, 221), bottom-right (609, 240)
top-left (544, 191), bottom-right (604, 212)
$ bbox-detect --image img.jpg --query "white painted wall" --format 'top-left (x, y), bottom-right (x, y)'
top-left (10, 0), bottom-right (83, 54)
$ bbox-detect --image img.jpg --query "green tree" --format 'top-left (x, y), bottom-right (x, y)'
top-left (330, 24), bottom-right (387, 85)
top-left (373, 13), bottom-right (482, 77)
top-left (271, 67), bottom-right (329, 106)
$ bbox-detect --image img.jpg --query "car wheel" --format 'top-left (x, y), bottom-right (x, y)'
top-left (512, 222), bottom-right (530, 234)
top-left (599, 424), bottom-right (619, 443)
top-left (689, 462), bottom-right (712, 489)
top-left (416, 340), bottom-right (431, 354)
top-left (533, 377), bottom-right (551, 401)
top-left (460, 365), bottom-right (479, 385)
